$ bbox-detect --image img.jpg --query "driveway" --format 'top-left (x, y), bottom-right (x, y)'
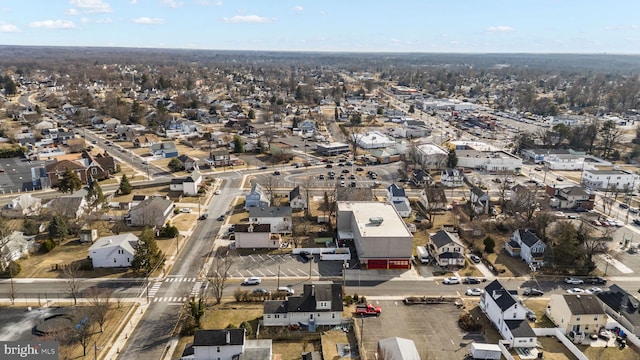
top-left (358, 300), bottom-right (486, 360)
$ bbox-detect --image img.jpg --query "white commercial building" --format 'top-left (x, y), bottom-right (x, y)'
top-left (456, 150), bottom-right (522, 173)
top-left (581, 169), bottom-right (640, 191)
top-left (416, 143), bottom-right (449, 170)
top-left (356, 131), bottom-right (395, 149)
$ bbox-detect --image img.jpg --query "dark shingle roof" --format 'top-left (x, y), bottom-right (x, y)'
top-left (263, 300), bottom-right (287, 314)
top-left (518, 229), bottom-right (542, 248)
top-left (597, 284), bottom-right (640, 325)
top-left (563, 294), bottom-right (604, 315)
top-left (289, 185), bottom-right (301, 201)
top-left (264, 282), bottom-right (342, 315)
top-left (504, 320), bottom-right (536, 338)
top-left (192, 329), bottom-right (245, 346)
top-left (387, 183), bottom-right (406, 197)
top-left (234, 224), bottom-right (271, 233)
top-left (430, 230), bottom-right (462, 249)
top-left (248, 206), bottom-right (292, 218)
top-left (484, 280), bottom-right (517, 312)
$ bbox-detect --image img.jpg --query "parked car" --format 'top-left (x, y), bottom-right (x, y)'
top-left (356, 167), bottom-right (364, 171)
top-left (526, 310), bottom-right (537, 321)
top-left (586, 287), bottom-right (603, 294)
top-left (575, 207), bottom-right (588, 212)
top-left (465, 288), bottom-right (484, 296)
top-left (277, 286), bottom-right (295, 295)
top-left (259, 165), bottom-right (268, 170)
top-left (586, 276), bottom-right (607, 285)
top-left (556, 176), bottom-right (565, 181)
top-left (630, 207), bottom-right (639, 214)
top-left (214, 189), bottom-right (221, 195)
top-left (242, 277), bottom-right (261, 286)
top-left (273, 170), bottom-right (281, 175)
top-left (198, 214), bottom-right (208, 220)
top-left (469, 254), bottom-right (481, 264)
top-left (463, 277), bottom-right (481, 284)
top-left (298, 251), bottom-right (313, 262)
top-left (564, 277), bottom-right (584, 285)
top-left (252, 288), bottom-right (270, 295)
top-left (318, 174), bottom-right (325, 180)
top-left (180, 208), bottom-right (192, 213)
top-left (443, 277), bottom-right (461, 285)
top-left (216, 214), bottom-right (225, 221)
top-left (567, 288), bottom-right (585, 294)
top-left (522, 288), bottom-right (545, 297)
top-left (355, 303), bottom-right (382, 317)
top-left (620, 203), bottom-right (630, 209)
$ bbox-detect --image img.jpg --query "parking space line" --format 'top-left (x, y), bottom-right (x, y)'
top-left (247, 255), bottom-right (254, 261)
top-left (286, 269), bottom-right (297, 276)
top-left (257, 254), bottom-right (265, 261)
top-left (312, 270), bottom-right (320, 276)
top-left (297, 269), bottom-right (308, 276)
top-left (247, 271), bottom-right (255, 277)
top-left (265, 269), bottom-right (275, 276)
top-left (255, 270), bottom-right (265, 276)
top-left (234, 270), bottom-right (244, 277)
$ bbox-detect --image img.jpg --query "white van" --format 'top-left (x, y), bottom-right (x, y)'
top-left (416, 246), bottom-right (429, 264)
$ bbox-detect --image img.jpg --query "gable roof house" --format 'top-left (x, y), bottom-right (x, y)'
top-left (505, 229), bottom-right (546, 269)
top-left (1, 194), bottom-right (42, 218)
top-left (386, 183), bottom-right (411, 218)
top-left (126, 196), bottom-right (174, 227)
top-left (418, 186), bottom-right (447, 213)
top-left (45, 152), bottom-right (116, 188)
top-left (245, 183), bottom-right (270, 210)
top-left (263, 282), bottom-right (343, 327)
top-left (169, 169), bottom-right (202, 196)
top-left (427, 230), bottom-right (466, 268)
top-left (547, 186), bottom-right (595, 210)
top-left (411, 169), bottom-right (432, 187)
top-left (289, 185), bottom-right (307, 210)
top-left (248, 206), bottom-right (292, 234)
top-left (0, 231), bottom-right (36, 269)
top-left (480, 280), bottom-right (537, 348)
top-left (150, 141), bottom-right (179, 158)
top-left (597, 284), bottom-right (640, 336)
top-left (547, 294), bottom-right (606, 335)
top-left (233, 224), bottom-right (281, 249)
top-left (180, 328), bottom-right (272, 360)
top-left (470, 186), bottom-right (491, 215)
top-left (133, 134), bottom-right (161, 148)
top-left (176, 154), bottom-right (199, 171)
top-left (105, 118), bottom-right (121, 133)
top-left (43, 194), bottom-right (88, 219)
top-left (88, 233), bottom-right (139, 268)
top-left (207, 149), bottom-right (233, 167)
top-left (441, 168), bottom-right (463, 188)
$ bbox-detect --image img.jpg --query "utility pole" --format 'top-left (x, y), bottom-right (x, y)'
top-left (277, 265), bottom-right (280, 289)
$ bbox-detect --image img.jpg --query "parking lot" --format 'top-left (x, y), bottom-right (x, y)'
top-left (359, 300), bottom-right (486, 360)
top-left (223, 254), bottom-right (343, 279)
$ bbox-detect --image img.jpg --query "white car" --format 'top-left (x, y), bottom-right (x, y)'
top-left (586, 287), bottom-right (603, 294)
top-left (564, 277), bottom-right (584, 285)
top-left (465, 288), bottom-right (484, 296)
top-left (214, 189), bottom-right (221, 195)
top-left (242, 277), bottom-right (261, 286)
top-left (567, 288), bottom-right (585, 294)
top-left (277, 286), bottom-right (295, 295)
top-left (443, 276), bottom-right (461, 285)
top-left (180, 208), bottom-right (192, 213)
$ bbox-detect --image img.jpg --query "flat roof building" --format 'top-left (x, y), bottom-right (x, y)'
top-left (316, 142), bottom-right (350, 156)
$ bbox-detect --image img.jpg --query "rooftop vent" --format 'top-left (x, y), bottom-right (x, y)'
top-left (369, 217), bottom-right (384, 225)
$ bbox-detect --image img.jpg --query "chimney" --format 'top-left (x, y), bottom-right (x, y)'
top-left (226, 330), bottom-right (231, 344)
top-left (312, 284), bottom-right (315, 297)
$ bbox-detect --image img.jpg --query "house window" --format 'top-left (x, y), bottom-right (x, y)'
top-left (594, 315), bottom-right (598, 321)
top-left (114, 258), bottom-right (116, 263)
top-left (91, 167), bottom-right (97, 175)
top-left (332, 313), bottom-right (335, 319)
top-left (576, 316), bottom-right (580, 321)
top-left (217, 347), bottom-right (220, 353)
top-left (310, 314), bottom-right (314, 319)
top-left (513, 313), bottom-right (516, 318)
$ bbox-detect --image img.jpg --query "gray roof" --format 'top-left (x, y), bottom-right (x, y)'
top-left (264, 282), bottom-right (342, 315)
top-left (471, 186), bottom-right (487, 198)
top-left (430, 230), bottom-right (463, 249)
top-left (289, 185), bottom-right (301, 201)
top-left (597, 284), bottom-right (640, 325)
top-left (517, 229), bottom-right (542, 248)
top-left (504, 320), bottom-right (536, 338)
top-left (376, 337), bottom-right (421, 360)
top-left (392, 200), bottom-right (411, 213)
top-left (484, 280), bottom-right (517, 312)
top-left (192, 329), bottom-right (245, 346)
top-left (263, 300), bottom-right (288, 314)
top-left (387, 183), bottom-right (406, 197)
top-left (235, 224), bottom-right (271, 233)
top-left (562, 294), bottom-right (604, 315)
top-left (249, 206), bottom-right (292, 218)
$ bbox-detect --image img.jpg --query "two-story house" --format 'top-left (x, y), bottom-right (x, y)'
top-left (263, 282), bottom-right (343, 328)
top-left (248, 206), bottom-right (292, 234)
top-left (427, 230), bottom-right (466, 268)
top-left (88, 233), bottom-right (139, 268)
top-left (181, 328), bottom-right (272, 360)
top-left (133, 134), bottom-right (161, 148)
top-left (170, 169), bottom-right (202, 196)
top-left (126, 196), bottom-right (174, 227)
top-left (288, 185), bottom-right (307, 210)
top-left (441, 168), bottom-right (464, 188)
top-left (480, 280), bottom-right (537, 348)
top-left (410, 169), bottom-right (432, 187)
top-left (150, 141), bottom-right (179, 158)
top-left (0, 231), bottom-right (36, 269)
top-left (547, 186), bottom-right (595, 210)
top-left (208, 149), bottom-right (232, 167)
top-left (547, 294), bottom-right (606, 336)
top-left (1, 194), bottom-right (42, 219)
top-left (597, 285), bottom-right (640, 336)
top-left (245, 184), bottom-right (270, 210)
top-left (470, 186), bottom-right (491, 215)
top-left (419, 186), bottom-right (447, 213)
top-left (386, 183), bottom-right (411, 218)
top-left (505, 229), bottom-right (546, 269)
top-left (234, 224), bottom-right (281, 249)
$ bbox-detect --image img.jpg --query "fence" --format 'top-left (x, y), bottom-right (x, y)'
top-left (533, 328), bottom-right (589, 360)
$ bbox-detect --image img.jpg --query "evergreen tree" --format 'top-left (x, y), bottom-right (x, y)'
top-left (232, 135), bottom-right (244, 153)
top-left (447, 148), bottom-right (458, 168)
top-left (168, 158), bottom-right (184, 172)
top-left (86, 178), bottom-right (106, 209)
top-left (48, 215), bottom-right (69, 244)
top-left (131, 228), bottom-right (165, 274)
top-left (4, 78), bottom-right (16, 96)
top-left (483, 236), bottom-right (495, 254)
top-left (58, 168), bottom-right (82, 194)
top-left (119, 174), bottom-right (133, 195)
top-left (248, 109), bottom-right (255, 120)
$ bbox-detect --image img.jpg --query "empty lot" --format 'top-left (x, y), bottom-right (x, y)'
top-left (359, 300), bottom-right (485, 360)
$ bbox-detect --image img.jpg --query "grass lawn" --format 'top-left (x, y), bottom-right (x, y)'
top-left (321, 328), bottom-right (353, 360)
top-left (534, 336), bottom-right (579, 360)
top-left (581, 344), bottom-right (639, 360)
top-left (111, 185), bottom-right (170, 203)
top-left (199, 301), bottom-right (264, 330)
top-left (171, 213), bottom-right (198, 232)
top-left (273, 342), bottom-right (317, 360)
top-left (228, 198), bottom-right (249, 224)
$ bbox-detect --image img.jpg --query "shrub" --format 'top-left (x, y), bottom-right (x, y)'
top-left (240, 321), bottom-right (253, 337)
top-left (359, 296), bottom-right (367, 304)
top-left (458, 312), bottom-right (482, 331)
top-left (483, 236), bottom-right (495, 254)
top-left (343, 295), bottom-right (354, 306)
top-left (0, 261), bottom-right (21, 277)
top-left (22, 219), bottom-right (40, 236)
top-left (40, 239), bottom-right (56, 253)
top-left (353, 293), bottom-right (359, 303)
top-left (79, 260), bottom-right (93, 271)
top-left (233, 288), bottom-right (245, 302)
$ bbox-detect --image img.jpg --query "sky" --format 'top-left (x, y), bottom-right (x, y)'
top-left (0, 0), bottom-right (639, 53)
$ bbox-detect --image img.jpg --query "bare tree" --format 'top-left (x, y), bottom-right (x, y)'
top-left (0, 218), bottom-right (12, 272)
top-left (85, 287), bottom-right (113, 332)
top-left (263, 175), bottom-right (277, 207)
top-left (509, 185), bottom-right (539, 222)
top-left (207, 251), bottom-right (234, 305)
top-left (262, 129), bottom-right (275, 155)
top-left (69, 307), bottom-right (94, 357)
top-left (300, 176), bottom-right (314, 219)
top-left (343, 125), bottom-right (366, 159)
top-left (63, 262), bottom-right (83, 305)
top-left (421, 183), bottom-right (446, 224)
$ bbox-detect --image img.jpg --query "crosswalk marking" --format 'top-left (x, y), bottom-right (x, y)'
top-left (153, 296), bottom-right (188, 303)
top-left (191, 281), bottom-right (205, 296)
top-left (164, 277), bottom-right (198, 282)
top-left (147, 281), bottom-right (162, 297)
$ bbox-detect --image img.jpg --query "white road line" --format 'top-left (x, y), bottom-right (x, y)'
top-left (257, 254), bottom-right (265, 261)
top-left (287, 269), bottom-right (297, 276)
top-left (266, 255), bottom-right (274, 261)
top-left (248, 255), bottom-right (255, 261)
top-left (235, 270), bottom-right (244, 277)
top-left (265, 269), bottom-right (275, 276)
top-left (297, 269), bottom-right (308, 276)
top-left (255, 270), bottom-right (265, 276)
top-left (247, 271), bottom-right (255, 277)
top-left (312, 270), bottom-right (320, 276)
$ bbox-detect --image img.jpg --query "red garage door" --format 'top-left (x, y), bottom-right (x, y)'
top-left (366, 259), bottom-right (388, 269)
top-left (388, 259), bottom-right (411, 269)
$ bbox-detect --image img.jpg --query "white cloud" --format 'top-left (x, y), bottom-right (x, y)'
top-left (0, 23), bottom-right (18, 32)
top-left (215, 0), bottom-right (223, 5)
top-left (133, 17), bottom-right (165, 24)
top-left (130, 0), bottom-right (138, 4)
top-left (66, 8), bottom-right (80, 15)
top-left (292, 5), bottom-right (303, 12)
top-left (162, 0), bottom-right (183, 8)
top-left (487, 26), bottom-right (513, 33)
top-left (69, 0), bottom-right (112, 14)
top-left (194, 0), bottom-right (223, 5)
top-left (29, 20), bottom-right (76, 29)
top-left (81, 17), bottom-right (112, 24)
top-left (222, 15), bottom-right (271, 24)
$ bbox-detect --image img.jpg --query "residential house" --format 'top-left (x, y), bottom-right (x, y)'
top-left (263, 282), bottom-right (343, 327)
top-left (410, 169), bottom-right (432, 187)
top-left (181, 329), bottom-right (272, 360)
top-left (470, 186), bottom-right (491, 215)
top-left (133, 134), bottom-right (161, 148)
top-left (597, 284), bottom-right (640, 336)
top-left (61, 103), bottom-right (76, 115)
top-left (88, 233), bottom-right (139, 268)
top-left (245, 184), bottom-right (270, 210)
top-left (441, 168), bottom-right (463, 188)
top-left (547, 186), bottom-right (595, 210)
top-left (377, 337), bottom-right (421, 360)
top-left (386, 183), bottom-right (411, 218)
top-left (126, 196), bottom-right (174, 227)
top-left (1, 194), bottom-right (41, 218)
top-left (105, 118), bottom-right (121, 133)
top-left (547, 294), bottom-right (606, 335)
top-left (248, 206), bottom-right (292, 234)
top-left (336, 201), bottom-right (413, 270)
top-left (418, 187), bottom-right (447, 213)
top-left (289, 185), bottom-right (307, 210)
top-left (0, 231), bottom-right (36, 269)
top-left (43, 195), bottom-right (87, 219)
top-left (163, 119), bottom-right (200, 139)
top-left (505, 229), bottom-right (546, 269)
top-left (170, 169), bottom-right (202, 196)
top-left (427, 230), bottom-right (466, 268)
top-left (176, 154), bottom-right (199, 171)
top-left (480, 280), bottom-right (537, 348)
top-left (45, 151), bottom-right (116, 188)
top-left (208, 149), bottom-right (232, 167)
top-left (234, 224), bottom-right (281, 249)
top-left (297, 120), bottom-right (317, 134)
top-left (150, 141), bottom-right (179, 158)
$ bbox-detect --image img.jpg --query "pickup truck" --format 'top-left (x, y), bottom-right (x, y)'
top-left (355, 304), bottom-right (381, 317)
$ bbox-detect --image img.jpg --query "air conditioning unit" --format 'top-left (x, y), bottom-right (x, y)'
top-left (369, 217), bottom-right (384, 225)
